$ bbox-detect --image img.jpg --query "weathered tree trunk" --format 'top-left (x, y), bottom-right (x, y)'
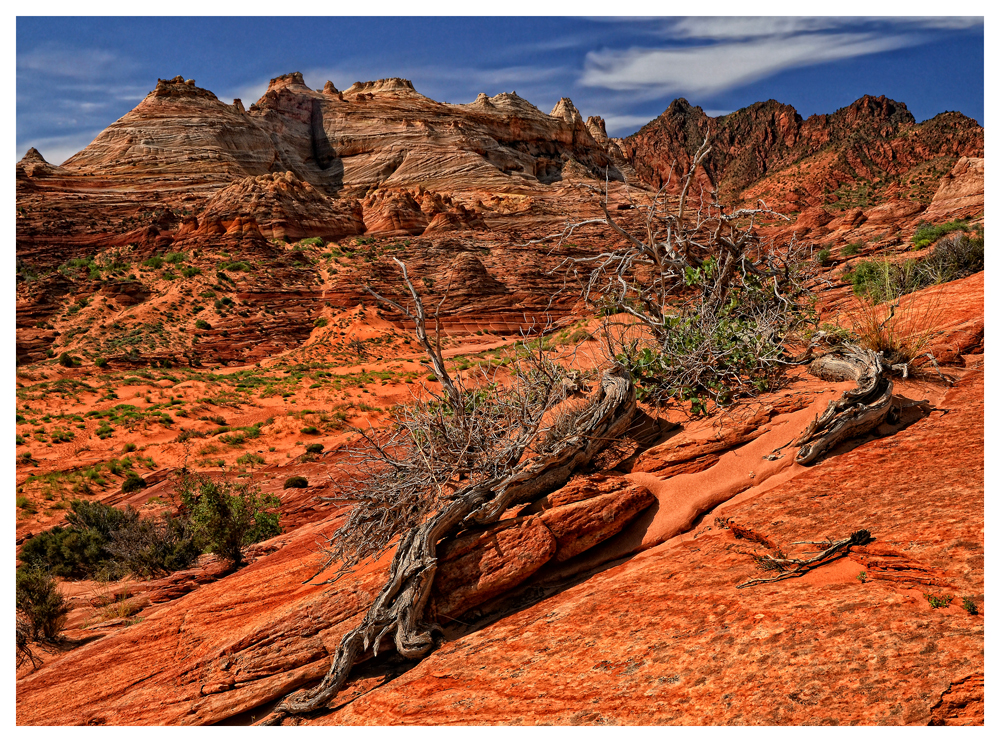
top-left (795, 345), bottom-right (895, 465)
top-left (258, 365), bottom-right (635, 724)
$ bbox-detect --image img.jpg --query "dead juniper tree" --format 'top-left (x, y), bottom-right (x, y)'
top-left (257, 258), bottom-right (636, 724)
top-left (549, 137), bottom-right (813, 413)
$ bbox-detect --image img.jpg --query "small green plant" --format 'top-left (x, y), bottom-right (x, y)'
top-left (304, 443), bottom-right (324, 454)
top-left (856, 571), bottom-right (868, 583)
top-left (314, 318), bottom-right (328, 328)
top-left (911, 219), bottom-right (969, 250)
top-left (815, 248), bottom-right (832, 266)
top-left (926, 593), bottom-right (953, 609)
top-left (16, 566), bottom-right (69, 641)
top-left (283, 476), bottom-right (309, 489)
top-left (122, 442), bottom-right (137, 453)
top-left (121, 472), bottom-right (147, 493)
top-left (961, 597), bottom-right (979, 615)
top-left (94, 357), bottom-right (109, 369)
top-left (57, 352), bottom-right (78, 368)
top-left (842, 242), bottom-right (861, 256)
top-left (195, 319), bottom-right (212, 330)
top-left (236, 453), bottom-right (265, 469)
top-left (300, 425), bottom-right (320, 435)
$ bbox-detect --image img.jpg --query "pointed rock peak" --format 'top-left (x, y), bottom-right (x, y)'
top-left (470, 92), bottom-right (495, 108)
top-left (488, 91), bottom-right (540, 112)
top-left (267, 71), bottom-right (309, 92)
top-left (20, 147), bottom-right (48, 164)
top-left (323, 80), bottom-right (340, 95)
top-left (838, 94), bottom-right (914, 125)
top-left (150, 75), bottom-right (217, 101)
top-left (344, 78), bottom-right (417, 95)
top-left (586, 116), bottom-right (607, 135)
top-left (232, 98), bottom-right (246, 113)
top-left (550, 97), bottom-right (582, 124)
top-left (585, 116), bottom-right (610, 144)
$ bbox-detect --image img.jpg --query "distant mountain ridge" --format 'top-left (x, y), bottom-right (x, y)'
top-left (616, 94), bottom-right (983, 212)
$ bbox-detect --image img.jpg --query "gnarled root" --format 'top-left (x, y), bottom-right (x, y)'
top-left (737, 529), bottom-right (874, 589)
top-left (257, 366), bottom-right (635, 725)
top-left (794, 345), bottom-right (894, 465)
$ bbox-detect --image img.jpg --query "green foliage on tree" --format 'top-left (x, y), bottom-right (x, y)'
top-left (179, 476), bottom-right (281, 568)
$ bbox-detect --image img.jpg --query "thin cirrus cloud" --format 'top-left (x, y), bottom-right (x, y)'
top-left (580, 31), bottom-right (918, 99)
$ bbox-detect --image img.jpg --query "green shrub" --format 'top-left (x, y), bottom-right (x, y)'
top-left (815, 248), bottom-right (832, 266)
top-left (143, 256), bottom-right (164, 269)
top-left (122, 442), bottom-right (137, 453)
top-left (164, 252), bottom-right (185, 264)
top-left (195, 319), bottom-right (211, 330)
top-left (911, 219), bottom-right (969, 250)
top-left (105, 514), bottom-right (201, 578)
top-left (179, 476), bottom-right (281, 568)
top-left (300, 425), bottom-right (320, 435)
top-left (926, 593), bottom-right (953, 609)
top-left (181, 266), bottom-right (202, 278)
top-left (19, 523), bottom-right (113, 578)
top-left (842, 242), bottom-right (861, 256)
top-left (283, 476), bottom-right (309, 489)
top-left (121, 472), bottom-right (147, 493)
top-left (94, 357), bottom-right (109, 369)
top-left (299, 237), bottom-right (325, 247)
top-left (16, 566), bottom-right (69, 641)
top-left (236, 453), bottom-right (265, 468)
top-left (19, 500), bottom-right (199, 580)
top-left (314, 318), bottom-right (328, 328)
top-left (304, 443), bottom-right (324, 455)
top-left (58, 352), bottom-right (78, 368)
top-left (962, 597), bottom-right (979, 615)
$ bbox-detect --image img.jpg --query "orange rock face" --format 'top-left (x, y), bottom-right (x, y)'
top-left (14, 70), bottom-right (984, 726)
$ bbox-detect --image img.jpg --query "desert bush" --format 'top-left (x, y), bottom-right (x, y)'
top-left (195, 319), bottom-right (211, 330)
top-left (105, 514), bottom-right (201, 578)
top-left (19, 496), bottom-right (204, 580)
top-left (844, 261), bottom-right (943, 367)
top-left (299, 236), bottom-right (325, 247)
top-left (815, 248), bottom-right (832, 265)
top-left (300, 425), bottom-right (320, 435)
top-left (94, 357), bottom-right (109, 369)
top-left (143, 256), bottom-right (164, 269)
top-left (283, 476), bottom-right (309, 489)
top-left (236, 453), bottom-right (265, 468)
top-left (842, 242), bottom-right (861, 256)
top-left (179, 476), bottom-right (281, 568)
top-left (554, 137), bottom-right (811, 411)
top-left (911, 219), bottom-right (969, 250)
top-left (121, 472), bottom-right (147, 493)
top-left (58, 352), bottom-right (79, 368)
top-left (304, 443), bottom-right (324, 454)
top-left (918, 232), bottom-right (984, 284)
top-left (16, 566), bottom-right (69, 641)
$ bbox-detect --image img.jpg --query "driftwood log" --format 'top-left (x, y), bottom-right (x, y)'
top-left (794, 345), bottom-right (896, 465)
top-left (257, 365), bottom-right (636, 725)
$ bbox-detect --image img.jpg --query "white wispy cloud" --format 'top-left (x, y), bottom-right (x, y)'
top-left (17, 46), bottom-right (132, 80)
top-left (581, 32), bottom-right (916, 99)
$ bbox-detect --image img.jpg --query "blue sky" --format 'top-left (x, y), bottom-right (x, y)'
top-left (16, 15), bottom-right (985, 165)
